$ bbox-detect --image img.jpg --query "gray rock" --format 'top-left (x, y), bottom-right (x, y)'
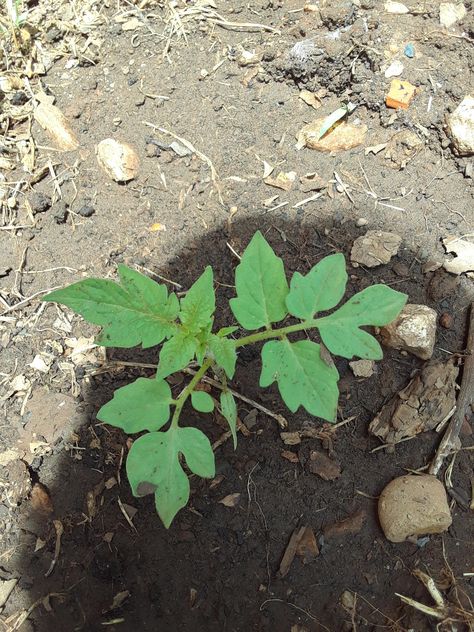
top-left (380, 304), bottom-right (437, 360)
top-left (351, 230), bottom-right (401, 267)
top-left (447, 95), bottom-right (474, 156)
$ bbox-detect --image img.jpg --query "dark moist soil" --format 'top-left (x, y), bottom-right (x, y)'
top-left (3, 220), bottom-right (474, 632)
top-left (1, 0), bottom-right (474, 630)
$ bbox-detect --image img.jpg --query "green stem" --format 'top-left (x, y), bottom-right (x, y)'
top-left (171, 358), bottom-right (213, 428)
top-left (170, 317), bottom-right (324, 427)
top-left (233, 318), bottom-right (322, 348)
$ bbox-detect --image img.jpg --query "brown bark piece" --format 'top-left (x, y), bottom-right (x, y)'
top-left (309, 450), bottom-right (341, 480)
top-left (278, 526), bottom-right (306, 578)
top-left (296, 526), bottom-right (319, 563)
top-left (323, 509), bottom-right (367, 539)
top-left (369, 360), bottom-right (458, 444)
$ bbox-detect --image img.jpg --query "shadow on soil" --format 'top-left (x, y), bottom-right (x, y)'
top-left (5, 214), bottom-right (474, 632)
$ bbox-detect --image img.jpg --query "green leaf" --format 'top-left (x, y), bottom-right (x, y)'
top-left (127, 426), bottom-right (214, 528)
top-left (195, 321), bottom-right (213, 365)
top-left (179, 266), bottom-right (215, 332)
top-left (42, 265), bottom-right (179, 349)
top-left (260, 339), bottom-right (339, 422)
top-left (177, 426), bottom-right (215, 478)
top-left (230, 231), bottom-right (289, 330)
top-left (286, 253), bottom-right (348, 320)
top-left (209, 334), bottom-right (237, 379)
top-left (191, 391), bottom-right (214, 413)
top-left (127, 430), bottom-right (187, 528)
top-left (318, 285), bottom-right (408, 360)
top-left (97, 377), bottom-right (172, 433)
top-left (156, 331), bottom-right (198, 378)
top-left (220, 391), bottom-right (237, 449)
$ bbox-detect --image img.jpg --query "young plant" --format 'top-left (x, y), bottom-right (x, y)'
top-left (43, 231), bottom-right (407, 527)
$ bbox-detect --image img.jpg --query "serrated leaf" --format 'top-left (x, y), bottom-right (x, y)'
top-left (260, 339), bottom-right (339, 422)
top-left (195, 321), bottom-right (213, 365)
top-left (230, 231), bottom-right (289, 330)
top-left (43, 265), bottom-right (179, 349)
top-left (156, 331), bottom-right (198, 378)
top-left (191, 391), bottom-right (214, 413)
top-left (179, 266), bottom-right (215, 332)
top-left (127, 426), bottom-right (214, 528)
top-left (286, 253), bottom-right (348, 320)
top-left (97, 377), bottom-right (172, 433)
top-left (220, 391), bottom-right (237, 449)
top-left (127, 430), bottom-right (188, 528)
top-left (209, 334), bottom-right (237, 378)
top-left (317, 285), bottom-right (407, 360)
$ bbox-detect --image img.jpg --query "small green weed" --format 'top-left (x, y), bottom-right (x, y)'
top-left (43, 231), bottom-right (407, 527)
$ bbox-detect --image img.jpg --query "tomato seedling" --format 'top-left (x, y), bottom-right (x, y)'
top-left (44, 231), bottom-right (407, 527)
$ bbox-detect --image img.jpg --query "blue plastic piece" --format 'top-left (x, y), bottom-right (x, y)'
top-left (404, 43), bottom-right (415, 58)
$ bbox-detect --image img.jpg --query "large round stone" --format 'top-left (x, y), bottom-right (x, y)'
top-left (378, 474), bottom-right (452, 543)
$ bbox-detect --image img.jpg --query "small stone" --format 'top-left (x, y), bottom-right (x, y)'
top-left (6, 459), bottom-right (31, 505)
top-left (378, 474), bottom-right (452, 542)
top-left (349, 359), bottom-right (374, 378)
top-left (392, 261), bottom-right (409, 276)
top-left (11, 91), bottom-right (28, 105)
top-left (84, 77), bottom-right (98, 91)
top-left (65, 102), bottom-right (83, 119)
top-left (145, 143), bottom-right (160, 158)
top-left (30, 192), bottom-right (52, 214)
top-left (384, 59), bottom-right (404, 78)
top-left (380, 304), bottom-right (437, 360)
top-left (356, 217), bottom-right (368, 227)
top-left (447, 96), bottom-right (474, 156)
top-left (385, 0), bottom-right (409, 13)
top-left (320, 0), bottom-right (355, 27)
top-left (439, 312), bottom-right (453, 329)
top-left (350, 230), bottom-right (402, 267)
top-left (53, 202), bottom-right (68, 224)
top-left (439, 2), bottom-right (466, 27)
top-left (297, 118), bottom-right (367, 152)
top-left (77, 204), bottom-right (95, 217)
top-left (96, 138), bottom-right (139, 182)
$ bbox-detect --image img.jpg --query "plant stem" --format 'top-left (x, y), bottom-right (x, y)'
top-left (170, 358), bottom-right (213, 428)
top-left (233, 318), bottom-right (322, 348)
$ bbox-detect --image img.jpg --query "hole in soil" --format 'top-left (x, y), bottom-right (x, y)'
top-left (4, 215), bottom-right (473, 632)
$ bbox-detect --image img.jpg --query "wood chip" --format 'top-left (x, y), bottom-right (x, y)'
top-left (264, 171), bottom-right (297, 191)
top-left (309, 451), bottom-right (341, 480)
top-left (33, 99), bottom-right (79, 151)
top-left (323, 509), bottom-right (367, 539)
top-left (219, 493), bottom-right (241, 507)
top-left (281, 450), bottom-right (299, 463)
top-left (296, 526), bottom-right (319, 562)
top-left (278, 526), bottom-right (306, 578)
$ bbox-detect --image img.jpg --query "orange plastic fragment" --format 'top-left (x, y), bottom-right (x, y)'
top-left (385, 80), bottom-right (417, 110)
